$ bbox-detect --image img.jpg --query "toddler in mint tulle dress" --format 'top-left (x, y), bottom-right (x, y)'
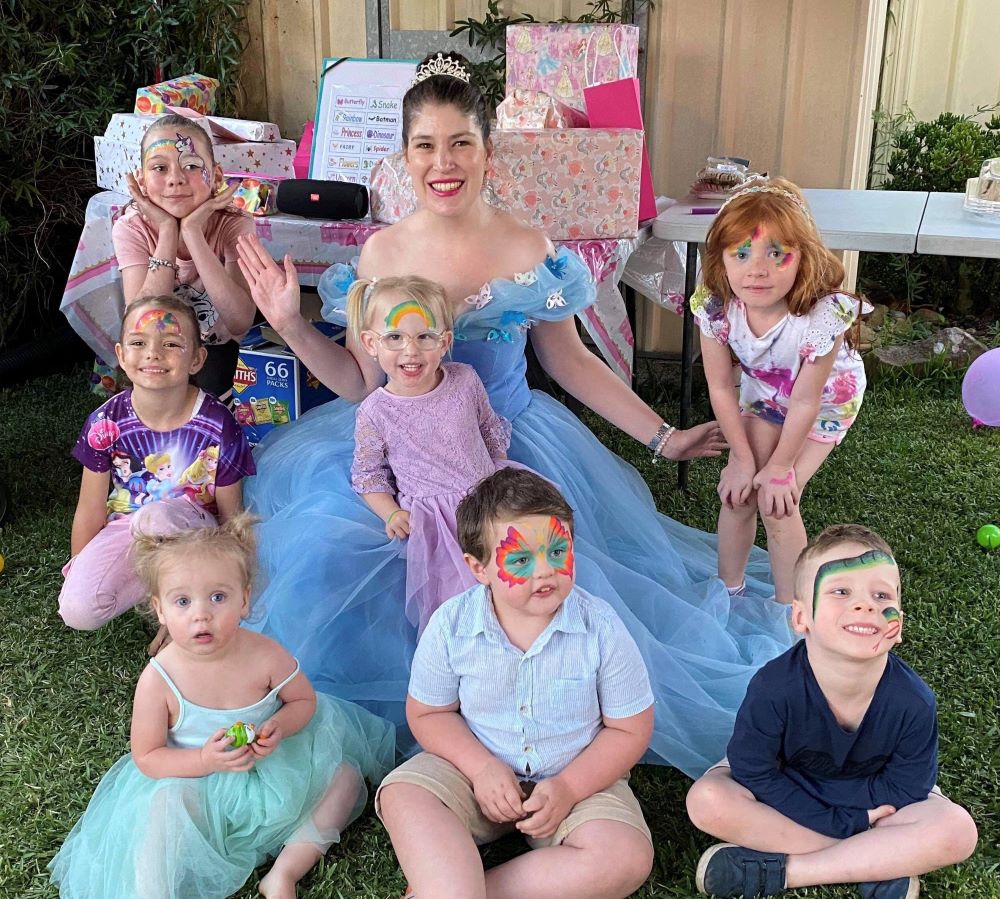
top-left (48, 516), bottom-right (394, 899)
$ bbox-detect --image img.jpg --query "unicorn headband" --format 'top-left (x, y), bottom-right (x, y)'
top-left (411, 53), bottom-right (471, 87)
top-left (717, 184), bottom-right (814, 224)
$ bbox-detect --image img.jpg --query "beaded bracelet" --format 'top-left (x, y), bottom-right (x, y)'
top-left (386, 509), bottom-right (404, 527)
top-left (147, 255), bottom-right (178, 273)
top-left (648, 423), bottom-right (676, 464)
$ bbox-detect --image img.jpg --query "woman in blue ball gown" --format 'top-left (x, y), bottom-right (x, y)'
top-left (235, 52), bottom-right (791, 779)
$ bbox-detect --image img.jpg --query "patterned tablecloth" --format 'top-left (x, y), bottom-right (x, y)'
top-left (60, 191), bottom-right (638, 381)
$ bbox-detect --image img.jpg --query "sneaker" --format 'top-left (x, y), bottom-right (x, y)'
top-left (696, 843), bottom-right (787, 897)
top-left (857, 876), bottom-right (919, 899)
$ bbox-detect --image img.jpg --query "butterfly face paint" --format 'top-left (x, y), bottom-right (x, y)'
top-left (384, 300), bottom-right (436, 330)
top-left (495, 517), bottom-right (574, 587)
top-left (769, 240), bottom-right (796, 270)
top-left (812, 549), bottom-right (895, 615)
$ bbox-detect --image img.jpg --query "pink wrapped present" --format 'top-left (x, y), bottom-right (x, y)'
top-left (488, 128), bottom-right (643, 239)
top-left (505, 24), bottom-right (639, 113)
top-left (134, 73), bottom-right (219, 116)
top-left (495, 89), bottom-right (589, 129)
top-left (224, 172), bottom-right (285, 216)
top-left (163, 107), bottom-right (281, 142)
top-left (104, 112), bottom-right (212, 145)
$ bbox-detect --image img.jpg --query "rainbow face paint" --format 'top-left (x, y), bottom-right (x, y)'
top-left (384, 300), bottom-right (436, 329)
top-left (143, 132), bottom-right (212, 187)
top-left (495, 517), bottom-right (574, 587)
top-left (730, 236), bottom-right (753, 258)
top-left (812, 549), bottom-right (895, 615)
top-left (133, 309), bottom-right (182, 336)
top-left (768, 240), bottom-right (796, 270)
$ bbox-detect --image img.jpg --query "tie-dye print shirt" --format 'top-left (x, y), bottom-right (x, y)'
top-left (73, 389), bottom-right (255, 520)
top-left (691, 289), bottom-right (868, 441)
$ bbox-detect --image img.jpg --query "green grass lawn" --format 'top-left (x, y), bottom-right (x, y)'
top-left (1, 366), bottom-right (997, 898)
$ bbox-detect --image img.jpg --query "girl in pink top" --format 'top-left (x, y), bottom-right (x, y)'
top-left (113, 113), bottom-right (256, 398)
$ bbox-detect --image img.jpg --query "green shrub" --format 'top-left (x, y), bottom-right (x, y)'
top-left (860, 106), bottom-right (1000, 317)
top-left (0, 0), bottom-right (248, 350)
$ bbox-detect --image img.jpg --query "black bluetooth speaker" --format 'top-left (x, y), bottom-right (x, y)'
top-left (275, 179), bottom-right (370, 220)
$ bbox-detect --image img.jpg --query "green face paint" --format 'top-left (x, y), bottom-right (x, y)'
top-left (812, 549), bottom-right (895, 615)
top-left (882, 606), bottom-right (902, 643)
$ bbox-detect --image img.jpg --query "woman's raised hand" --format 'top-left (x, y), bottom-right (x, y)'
top-left (660, 421), bottom-right (728, 461)
top-left (236, 233), bottom-right (303, 332)
top-left (125, 172), bottom-right (178, 233)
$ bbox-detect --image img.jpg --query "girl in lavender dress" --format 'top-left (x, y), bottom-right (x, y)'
top-left (347, 274), bottom-right (520, 633)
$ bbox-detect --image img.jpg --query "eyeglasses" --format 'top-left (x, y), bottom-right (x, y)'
top-left (370, 330), bottom-right (447, 351)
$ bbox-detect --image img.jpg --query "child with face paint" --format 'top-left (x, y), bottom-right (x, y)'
top-left (59, 296), bottom-right (255, 638)
top-left (693, 177), bottom-right (871, 605)
top-left (686, 525), bottom-right (978, 899)
top-left (113, 113), bottom-right (256, 399)
top-left (347, 275), bottom-right (525, 633)
top-left (377, 468), bottom-right (655, 899)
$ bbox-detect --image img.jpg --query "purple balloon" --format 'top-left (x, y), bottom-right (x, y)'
top-left (962, 348), bottom-right (1000, 426)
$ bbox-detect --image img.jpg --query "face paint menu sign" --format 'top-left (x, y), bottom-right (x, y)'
top-left (311, 58), bottom-right (418, 185)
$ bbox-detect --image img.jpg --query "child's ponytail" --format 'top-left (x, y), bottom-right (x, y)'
top-left (346, 278), bottom-right (376, 344)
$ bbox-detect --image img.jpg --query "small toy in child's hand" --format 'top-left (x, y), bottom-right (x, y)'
top-left (976, 524), bottom-right (1000, 550)
top-left (226, 721), bottom-right (257, 748)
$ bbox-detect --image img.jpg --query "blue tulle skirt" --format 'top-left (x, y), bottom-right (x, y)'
top-left (244, 390), bottom-right (792, 779)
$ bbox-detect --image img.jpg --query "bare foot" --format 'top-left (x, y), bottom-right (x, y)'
top-left (258, 869), bottom-right (296, 899)
top-left (147, 624), bottom-right (171, 656)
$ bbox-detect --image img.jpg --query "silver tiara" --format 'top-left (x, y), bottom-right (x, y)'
top-left (412, 53), bottom-right (471, 86)
top-left (718, 184), bottom-right (813, 222)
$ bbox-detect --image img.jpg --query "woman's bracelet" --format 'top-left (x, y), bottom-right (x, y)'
top-left (386, 509), bottom-right (404, 526)
top-left (648, 423), bottom-right (676, 464)
top-left (147, 255), bottom-right (178, 274)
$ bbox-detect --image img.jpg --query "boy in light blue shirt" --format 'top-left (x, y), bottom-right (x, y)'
top-left (376, 468), bottom-right (655, 899)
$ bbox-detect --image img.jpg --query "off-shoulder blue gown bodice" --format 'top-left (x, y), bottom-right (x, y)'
top-left (246, 249), bottom-right (791, 778)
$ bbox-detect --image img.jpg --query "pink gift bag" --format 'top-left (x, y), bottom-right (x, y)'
top-left (294, 121), bottom-right (315, 179)
top-left (584, 78), bottom-right (656, 222)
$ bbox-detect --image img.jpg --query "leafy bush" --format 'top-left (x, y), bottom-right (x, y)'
top-left (0, 0), bottom-right (248, 350)
top-left (860, 106), bottom-right (1000, 316)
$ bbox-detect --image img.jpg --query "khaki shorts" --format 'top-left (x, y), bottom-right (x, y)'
top-left (705, 757), bottom-right (946, 799)
top-left (375, 752), bottom-right (652, 848)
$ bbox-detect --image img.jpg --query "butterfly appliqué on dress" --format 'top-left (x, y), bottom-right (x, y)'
top-left (544, 255), bottom-right (568, 279)
top-left (466, 284), bottom-right (493, 310)
top-left (513, 270), bottom-right (538, 286)
top-left (546, 289), bottom-right (567, 310)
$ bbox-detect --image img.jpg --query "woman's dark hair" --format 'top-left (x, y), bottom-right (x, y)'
top-left (402, 52), bottom-right (490, 145)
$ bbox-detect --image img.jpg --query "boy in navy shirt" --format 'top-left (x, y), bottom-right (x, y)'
top-left (686, 524), bottom-right (977, 898)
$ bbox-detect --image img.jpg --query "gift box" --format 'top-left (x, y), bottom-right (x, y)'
top-left (231, 323), bottom-right (343, 445)
top-left (213, 139), bottom-right (296, 176)
top-left (505, 24), bottom-right (639, 113)
top-left (495, 89), bottom-right (590, 130)
top-left (488, 128), bottom-right (643, 239)
top-left (135, 73), bottom-right (219, 116)
top-left (224, 173), bottom-right (284, 216)
top-left (94, 135), bottom-right (297, 193)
